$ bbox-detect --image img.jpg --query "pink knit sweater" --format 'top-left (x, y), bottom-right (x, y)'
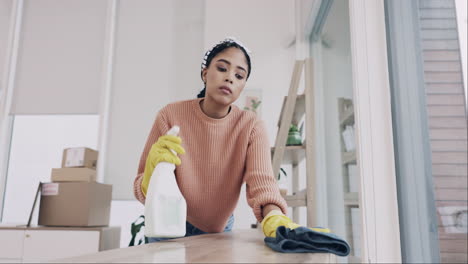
top-left (134, 98), bottom-right (287, 233)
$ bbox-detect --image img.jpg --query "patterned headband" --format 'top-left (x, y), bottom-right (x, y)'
top-left (201, 37), bottom-right (252, 70)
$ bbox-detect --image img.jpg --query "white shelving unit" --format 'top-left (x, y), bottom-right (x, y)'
top-left (338, 98), bottom-right (361, 262)
top-left (270, 59), bottom-right (317, 227)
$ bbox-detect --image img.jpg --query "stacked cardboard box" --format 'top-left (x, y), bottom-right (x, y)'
top-left (51, 147), bottom-right (98, 182)
top-left (38, 147), bottom-right (112, 227)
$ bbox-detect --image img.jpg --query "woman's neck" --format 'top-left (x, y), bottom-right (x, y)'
top-left (199, 97), bottom-right (231, 119)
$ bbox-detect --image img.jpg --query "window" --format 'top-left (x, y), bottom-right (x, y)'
top-left (1, 115), bottom-right (99, 223)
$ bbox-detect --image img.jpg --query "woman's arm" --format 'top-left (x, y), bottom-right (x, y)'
top-left (244, 120), bottom-right (288, 222)
top-left (262, 204), bottom-right (282, 218)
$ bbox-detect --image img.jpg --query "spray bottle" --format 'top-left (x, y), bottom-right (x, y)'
top-left (145, 126), bottom-right (187, 238)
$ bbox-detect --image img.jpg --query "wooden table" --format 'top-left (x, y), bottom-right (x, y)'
top-left (51, 229), bottom-right (336, 263)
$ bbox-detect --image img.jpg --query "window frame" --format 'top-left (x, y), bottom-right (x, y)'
top-left (299, 0), bottom-right (402, 262)
top-left (0, 0), bottom-right (23, 221)
top-left (0, 0), bottom-right (117, 219)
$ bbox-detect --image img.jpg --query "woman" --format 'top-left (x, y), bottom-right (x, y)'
top-left (134, 37), bottom-right (303, 242)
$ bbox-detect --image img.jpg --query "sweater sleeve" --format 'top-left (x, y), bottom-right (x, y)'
top-left (133, 109), bottom-right (170, 204)
top-left (244, 120), bottom-right (288, 222)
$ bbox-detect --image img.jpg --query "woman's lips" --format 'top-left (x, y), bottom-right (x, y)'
top-left (219, 86), bottom-right (232, 94)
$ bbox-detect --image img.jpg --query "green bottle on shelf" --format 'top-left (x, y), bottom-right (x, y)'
top-left (286, 124), bottom-right (302, 146)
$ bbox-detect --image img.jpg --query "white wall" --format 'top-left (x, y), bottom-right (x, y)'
top-left (203, 0), bottom-right (296, 229)
top-left (0, 0), bottom-right (13, 221)
top-left (10, 0), bottom-right (106, 114)
top-left (103, 0), bottom-right (205, 200)
top-left (0, 0), bottom-right (298, 247)
top-left (0, 0), bottom-right (12, 88)
top-left (172, 0), bottom-right (206, 101)
top-left (107, 0), bottom-right (297, 239)
top-left (204, 0), bottom-right (295, 142)
top-left (110, 0), bottom-right (298, 233)
top-left (104, 0), bottom-right (175, 200)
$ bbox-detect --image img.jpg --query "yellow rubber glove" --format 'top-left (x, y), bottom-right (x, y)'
top-left (141, 134), bottom-right (185, 196)
top-left (261, 210), bottom-right (331, 238)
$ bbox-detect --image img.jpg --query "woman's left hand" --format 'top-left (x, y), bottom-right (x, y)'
top-left (260, 210), bottom-right (331, 238)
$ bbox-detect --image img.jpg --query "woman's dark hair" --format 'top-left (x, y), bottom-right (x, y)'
top-left (197, 41), bottom-right (251, 98)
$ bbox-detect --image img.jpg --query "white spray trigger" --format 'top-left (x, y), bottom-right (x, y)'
top-left (167, 126), bottom-right (180, 136)
top-left (166, 126), bottom-right (180, 155)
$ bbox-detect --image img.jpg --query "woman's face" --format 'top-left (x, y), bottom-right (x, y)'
top-left (201, 47), bottom-right (249, 106)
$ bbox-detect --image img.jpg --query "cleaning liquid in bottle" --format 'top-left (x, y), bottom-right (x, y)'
top-left (145, 126), bottom-right (187, 238)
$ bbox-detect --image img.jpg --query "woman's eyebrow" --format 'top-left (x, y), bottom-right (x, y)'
top-left (216, 59), bottom-right (247, 73)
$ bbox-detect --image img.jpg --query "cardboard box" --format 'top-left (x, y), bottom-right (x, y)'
top-left (51, 168), bottom-right (97, 182)
top-left (62, 147), bottom-right (98, 169)
top-left (38, 182), bottom-right (112, 227)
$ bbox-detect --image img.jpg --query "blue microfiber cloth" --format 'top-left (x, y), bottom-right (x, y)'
top-left (264, 226), bottom-right (350, 256)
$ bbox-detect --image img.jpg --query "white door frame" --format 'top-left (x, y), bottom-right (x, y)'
top-left (348, 0), bottom-right (401, 262)
top-left (297, 0), bottom-right (402, 262)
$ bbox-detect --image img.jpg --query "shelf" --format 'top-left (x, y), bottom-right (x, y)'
top-left (344, 192), bottom-right (359, 206)
top-left (267, 60), bottom-right (315, 227)
top-left (339, 105), bottom-right (354, 126)
top-left (338, 98), bottom-right (354, 127)
top-left (341, 151), bottom-right (357, 165)
top-left (339, 98), bottom-right (361, 262)
top-left (271, 145), bottom-right (306, 165)
top-left (277, 94), bottom-right (305, 127)
top-left (283, 189), bottom-right (307, 207)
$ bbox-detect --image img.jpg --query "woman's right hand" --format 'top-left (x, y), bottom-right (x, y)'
top-left (141, 134), bottom-right (185, 195)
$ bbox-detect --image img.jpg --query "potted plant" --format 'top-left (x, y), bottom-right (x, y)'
top-left (129, 215), bottom-right (148, 246)
top-left (243, 98), bottom-right (262, 113)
